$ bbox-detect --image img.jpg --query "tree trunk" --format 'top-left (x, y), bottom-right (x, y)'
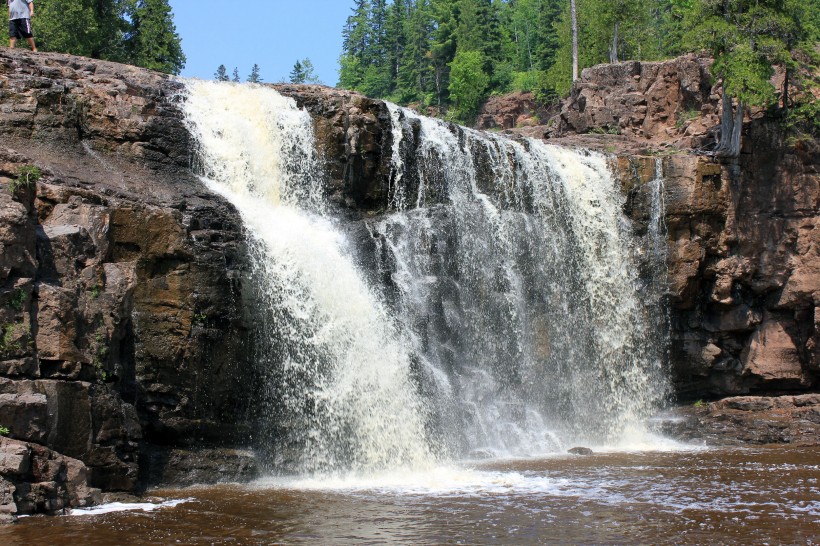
top-left (783, 67), bottom-right (790, 110)
top-left (610, 21), bottom-right (619, 63)
top-left (571, 0), bottom-right (578, 81)
top-left (716, 91), bottom-right (743, 158)
top-left (730, 101), bottom-right (744, 156)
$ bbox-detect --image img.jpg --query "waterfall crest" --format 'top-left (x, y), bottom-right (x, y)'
top-left (182, 81), bottom-right (669, 473)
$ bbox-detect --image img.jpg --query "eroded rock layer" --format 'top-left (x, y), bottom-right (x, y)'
top-left (0, 49), bottom-right (816, 516)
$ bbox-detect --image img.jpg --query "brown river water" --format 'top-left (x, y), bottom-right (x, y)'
top-left (2, 446), bottom-right (818, 545)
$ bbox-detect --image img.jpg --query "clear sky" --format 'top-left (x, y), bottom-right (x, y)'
top-left (169, 0), bottom-right (352, 86)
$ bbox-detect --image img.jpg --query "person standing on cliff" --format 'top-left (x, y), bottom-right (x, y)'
top-left (8, 0), bottom-right (36, 51)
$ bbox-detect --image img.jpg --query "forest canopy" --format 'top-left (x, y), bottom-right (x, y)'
top-left (2, 0), bottom-right (185, 74)
top-left (337, 0), bottom-right (819, 124)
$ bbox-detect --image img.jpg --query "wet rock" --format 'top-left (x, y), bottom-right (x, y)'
top-left (0, 48), bottom-right (254, 504)
top-left (0, 392), bottom-right (48, 443)
top-left (665, 395), bottom-right (820, 446)
top-left (0, 437), bottom-right (101, 517)
top-left (139, 446), bottom-right (259, 487)
top-left (568, 447), bottom-right (593, 456)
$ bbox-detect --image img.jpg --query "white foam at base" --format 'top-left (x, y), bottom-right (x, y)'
top-left (69, 498), bottom-right (193, 516)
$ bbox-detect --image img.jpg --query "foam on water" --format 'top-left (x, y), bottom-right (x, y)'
top-left (69, 498), bottom-right (193, 516)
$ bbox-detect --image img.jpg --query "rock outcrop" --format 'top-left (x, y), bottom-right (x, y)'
top-left (526, 56), bottom-right (819, 400)
top-left (0, 48), bottom-right (816, 517)
top-left (663, 394), bottom-right (820, 445)
top-left (0, 49), bottom-right (258, 517)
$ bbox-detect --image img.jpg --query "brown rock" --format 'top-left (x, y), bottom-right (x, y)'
top-left (0, 393), bottom-right (48, 443)
top-left (741, 320), bottom-right (810, 387)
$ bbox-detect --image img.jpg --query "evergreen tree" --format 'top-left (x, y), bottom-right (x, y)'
top-left (290, 59), bottom-right (322, 84)
top-left (215, 64), bottom-right (229, 82)
top-left (686, 0), bottom-right (819, 156)
top-left (29, 0), bottom-right (98, 57)
top-left (232, 67), bottom-right (241, 82)
top-left (290, 60), bottom-right (306, 83)
top-left (248, 64), bottom-right (263, 83)
top-left (449, 48), bottom-right (490, 121)
top-left (339, 0), bottom-right (372, 88)
top-left (455, 0), bottom-right (506, 88)
top-left (129, 0), bottom-right (186, 74)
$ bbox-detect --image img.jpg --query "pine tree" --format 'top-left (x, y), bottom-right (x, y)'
top-left (129, 0), bottom-right (186, 74)
top-left (685, 0), bottom-right (819, 155)
top-left (248, 64), bottom-right (263, 83)
top-left (290, 60), bottom-right (306, 83)
top-left (215, 64), bottom-right (229, 82)
top-left (339, 0), bottom-right (372, 89)
top-left (232, 68), bottom-right (241, 82)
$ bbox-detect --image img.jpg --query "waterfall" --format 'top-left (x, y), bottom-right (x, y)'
top-left (182, 81), bottom-right (433, 474)
top-left (182, 81), bottom-right (669, 473)
top-left (372, 107), bottom-right (669, 453)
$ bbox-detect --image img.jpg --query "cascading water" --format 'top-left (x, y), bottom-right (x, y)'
top-left (372, 107), bottom-right (669, 453)
top-left (182, 81), bottom-right (669, 474)
top-left (182, 81), bottom-right (433, 474)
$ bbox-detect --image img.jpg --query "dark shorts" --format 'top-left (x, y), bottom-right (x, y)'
top-left (9, 18), bottom-right (33, 40)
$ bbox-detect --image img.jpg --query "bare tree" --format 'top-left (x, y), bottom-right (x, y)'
top-left (571, 0), bottom-right (578, 81)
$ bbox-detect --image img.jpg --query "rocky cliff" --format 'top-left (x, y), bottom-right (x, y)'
top-left (0, 50), bottom-right (258, 519)
top-left (0, 49), bottom-right (817, 517)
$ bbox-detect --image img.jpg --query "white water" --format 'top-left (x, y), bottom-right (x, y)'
top-left (373, 107), bottom-right (669, 452)
top-left (182, 81), bottom-right (670, 474)
top-left (182, 81), bottom-right (433, 473)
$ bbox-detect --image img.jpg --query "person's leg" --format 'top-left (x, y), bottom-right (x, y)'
top-left (9, 38), bottom-right (17, 48)
top-left (26, 37), bottom-right (35, 51)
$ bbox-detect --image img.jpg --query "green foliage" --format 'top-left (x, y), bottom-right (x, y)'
top-left (130, 0), bottom-right (186, 74)
top-left (0, 426), bottom-right (9, 437)
top-left (290, 59), bottom-right (322, 84)
top-left (449, 49), bottom-right (490, 122)
top-left (675, 108), bottom-right (700, 129)
top-left (0, 323), bottom-right (22, 355)
top-left (8, 289), bottom-right (27, 312)
top-left (215, 65), bottom-right (229, 82)
top-left (1, 0), bottom-right (183, 74)
top-left (92, 329), bottom-right (110, 382)
top-left (248, 64), bottom-right (263, 83)
top-left (9, 165), bottom-right (41, 193)
top-left (693, 399), bottom-right (705, 408)
top-left (511, 70), bottom-right (543, 92)
top-left (334, 0), bottom-right (817, 128)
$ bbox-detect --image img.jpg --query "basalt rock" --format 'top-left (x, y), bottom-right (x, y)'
top-left (662, 394), bottom-right (820, 445)
top-left (534, 56), bottom-right (819, 401)
top-left (0, 47), bottom-right (816, 516)
top-left (0, 49), bottom-right (257, 515)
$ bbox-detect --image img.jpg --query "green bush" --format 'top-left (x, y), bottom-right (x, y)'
top-left (9, 165), bottom-right (41, 193)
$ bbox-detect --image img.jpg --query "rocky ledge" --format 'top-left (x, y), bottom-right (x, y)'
top-left (663, 394), bottom-right (820, 446)
top-left (0, 49), bottom-right (816, 518)
top-left (0, 49), bottom-right (259, 518)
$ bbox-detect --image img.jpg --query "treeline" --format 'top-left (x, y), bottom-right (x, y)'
top-left (1, 0), bottom-right (185, 74)
top-left (338, 0), bottom-right (819, 127)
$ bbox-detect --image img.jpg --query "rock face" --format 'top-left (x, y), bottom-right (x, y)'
top-left (538, 56), bottom-right (819, 400)
top-left (0, 49), bottom-right (816, 516)
top-left (552, 55), bottom-right (720, 151)
top-left (0, 49), bottom-right (258, 516)
top-left (663, 394), bottom-right (820, 445)
top-left (475, 91), bottom-right (556, 131)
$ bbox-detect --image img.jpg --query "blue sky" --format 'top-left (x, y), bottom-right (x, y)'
top-left (169, 1), bottom-right (352, 85)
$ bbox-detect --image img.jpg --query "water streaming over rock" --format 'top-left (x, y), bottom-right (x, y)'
top-left (373, 106), bottom-right (669, 454)
top-left (182, 81), bottom-right (669, 473)
top-left (182, 81), bottom-right (433, 473)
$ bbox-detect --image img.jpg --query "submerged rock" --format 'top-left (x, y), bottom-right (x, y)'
top-left (568, 447), bottom-right (593, 456)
